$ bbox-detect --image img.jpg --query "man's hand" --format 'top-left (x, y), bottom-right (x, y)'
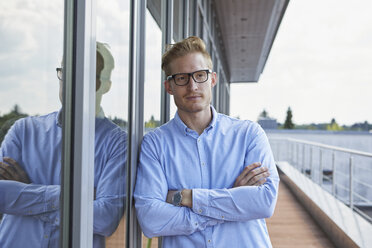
top-left (0, 157), bottom-right (31, 184)
top-left (233, 162), bottom-right (269, 188)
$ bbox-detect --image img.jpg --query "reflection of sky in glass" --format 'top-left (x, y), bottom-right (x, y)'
top-left (0, 0), bottom-right (163, 123)
top-left (144, 9), bottom-right (162, 122)
top-left (0, 1), bottom-right (63, 116)
top-left (96, 0), bottom-right (130, 120)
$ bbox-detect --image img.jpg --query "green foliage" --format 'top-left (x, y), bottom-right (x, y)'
top-left (326, 118), bottom-right (343, 131)
top-left (0, 105), bottom-right (28, 144)
top-left (283, 107), bottom-right (294, 129)
top-left (111, 116), bottom-right (127, 129)
top-left (259, 109), bottom-right (268, 118)
top-left (145, 115), bottom-right (160, 128)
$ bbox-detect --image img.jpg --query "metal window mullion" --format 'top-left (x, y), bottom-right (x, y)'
top-left (191, 0), bottom-right (197, 36)
top-left (61, 0), bottom-right (95, 247)
top-left (160, 0), bottom-right (173, 124)
top-left (126, 0), bottom-right (146, 247)
top-left (182, 0), bottom-right (189, 39)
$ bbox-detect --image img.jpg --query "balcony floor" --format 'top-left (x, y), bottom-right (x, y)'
top-left (266, 181), bottom-right (335, 247)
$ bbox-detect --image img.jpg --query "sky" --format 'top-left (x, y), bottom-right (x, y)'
top-left (230, 0), bottom-right (372, 125)
top-left (0, 0), bottom-right (371, 126)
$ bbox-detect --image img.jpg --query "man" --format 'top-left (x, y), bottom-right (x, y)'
top-left (0, 42), bottom-right (127, 248)
top-left (134, 36), bottom-right (279, 247)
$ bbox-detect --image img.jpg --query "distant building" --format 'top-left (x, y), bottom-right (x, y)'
top-left (258, 117), bottom-right (278, 130)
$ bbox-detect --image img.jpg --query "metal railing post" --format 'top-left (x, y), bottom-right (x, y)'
top-left (302, 144), bottom-right (305, 174)
top-left (319, 149), bottom-right (323, 187)
top-left (296, 143), bottom-right (299, 169)
top-left (332, 152), bottom-right (336, 196)
top-left (310, 147), bottom-right (313, 179)
top-left (291, 142), bottom-right (294, 164)
top-left (349, 156), bottom-right (354, 209)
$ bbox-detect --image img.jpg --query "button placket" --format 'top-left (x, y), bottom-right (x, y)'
top-left (196, 136), bottom-right (208, 188)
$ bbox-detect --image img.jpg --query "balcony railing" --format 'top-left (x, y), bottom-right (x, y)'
top-left (269, 137), bottom-right (372, 223)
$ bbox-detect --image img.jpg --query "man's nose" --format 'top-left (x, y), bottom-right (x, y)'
top-left (187, 76), bottom-right (198, 90)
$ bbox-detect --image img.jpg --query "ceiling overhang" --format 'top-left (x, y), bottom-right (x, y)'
top-left (147, 0), bottom-right (289, 83)
top-left (214, 0), bottom-right (289, 83)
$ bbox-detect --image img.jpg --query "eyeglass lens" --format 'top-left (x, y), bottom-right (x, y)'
top-left (56, 68), bottom-right (63, 80)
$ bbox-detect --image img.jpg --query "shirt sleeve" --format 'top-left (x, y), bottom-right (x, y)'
top-left (0, 120), bottom-right (61, 224)
top-left (134, 134), bottom-right (223, 238)
top-left (191, 124), bottom-right (279, 222)
top-left (0, 180), bottom-right (60, 221)
top-left (93, 129), bottom-right (127, 237)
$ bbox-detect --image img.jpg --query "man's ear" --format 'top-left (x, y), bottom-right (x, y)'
top-left (164, 80), bottom-right (174, 95)
top-left (211, 72), bottom-right (217, 88)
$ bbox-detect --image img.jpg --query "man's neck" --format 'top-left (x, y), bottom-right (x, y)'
top-left (178, 107), bottom-right (212, 135)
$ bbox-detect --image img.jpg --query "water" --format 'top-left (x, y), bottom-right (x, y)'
top-left (266, 130), bottom-right (372, 153)
top-left (265, 130), bottom-right (372, 207)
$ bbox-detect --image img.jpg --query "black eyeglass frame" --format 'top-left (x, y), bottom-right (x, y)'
top-left (166, 69), bottom-right (212, 86)
top-left (56, 67), bottom-right (63, 81)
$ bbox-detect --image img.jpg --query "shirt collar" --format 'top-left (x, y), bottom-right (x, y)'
top-left (173, 105), bottom-right (218, 136)
top-left (174, 111), bottom-right (189, 136)
top-left (208, 105), bottom-right (218, 131)
top-left (56, 108), bottom-right (62, 127)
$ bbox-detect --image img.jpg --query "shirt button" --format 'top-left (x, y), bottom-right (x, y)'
top-left (197, 138), bottom-right (201, 142)
top-left (44, 235), bottom-right (48, 239)
top-left (221, 216), bottom-right (224, 219)
top-left (208, 240), bottom-right (211, 243)
top-left (195, 222), bottom-right (198, 226)
top-left (199, 209), bottom-right (202, 213)
top-left (202, 162), bottom-right (205, 166)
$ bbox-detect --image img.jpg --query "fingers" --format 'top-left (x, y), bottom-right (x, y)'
top-left (0, 157), bottom-right (30, 184)
top-left (234, 162), bottom-right (261, 187)
top-left (5, 157), bottom-right (28, 179)
top-left (247, 170), bottom-right (270, 186)
top-left (4, 157), bottom-right (23, 174)
top-left (253, 178), bottom-right (267, 186)
top-left (0, 162), bottom-right (15, 180)
top-left (234, 162), bottom-right (271, 187)
top-left (240, 166), bottom-right (268, 186)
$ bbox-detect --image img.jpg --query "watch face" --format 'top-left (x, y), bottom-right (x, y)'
top-left (173, 192), bottom-right (182, 206)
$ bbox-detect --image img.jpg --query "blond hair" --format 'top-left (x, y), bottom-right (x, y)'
top-left (161, 36), bottom-right (213, 76)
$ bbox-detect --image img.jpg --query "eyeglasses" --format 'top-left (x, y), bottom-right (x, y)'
top-left (56, 67), bottom-right (63, 81)
top-left (167, 69), bottom-right (212, 86)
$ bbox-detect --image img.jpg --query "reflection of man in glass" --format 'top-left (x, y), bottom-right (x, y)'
top-left (0, 42), bottom-right (127, 248)
top-left (134, 36), bottom-right (279, 247)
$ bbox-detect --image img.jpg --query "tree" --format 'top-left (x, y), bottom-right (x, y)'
top-left (326, 118), bottom-right (343, 131)
top-left (259, 109), bottom-right (268, 118)
top-left (145, 115), bottom-right (160, 128)
top-left (0, 105), bottom-right (28, 144)
top-left (283, 107), bottom-right (294, 129)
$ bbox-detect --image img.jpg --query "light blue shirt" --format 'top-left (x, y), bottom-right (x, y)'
top-left (0, 110), bottom-right (127, 248)
top-left (134, 106), bottom-right (279, 248)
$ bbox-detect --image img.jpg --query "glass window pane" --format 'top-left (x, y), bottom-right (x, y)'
top-left (142, 8), bottom-right (162, 248)
top-left (96, 0), bottom-right (129, 246)
top-left (144, 9), bottom-right (162, 132)
top-left (0, 0), bottom-right (63, 247)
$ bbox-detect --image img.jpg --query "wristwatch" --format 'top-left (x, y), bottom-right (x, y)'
top-left (172, 190), bottom-right (183, 206)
